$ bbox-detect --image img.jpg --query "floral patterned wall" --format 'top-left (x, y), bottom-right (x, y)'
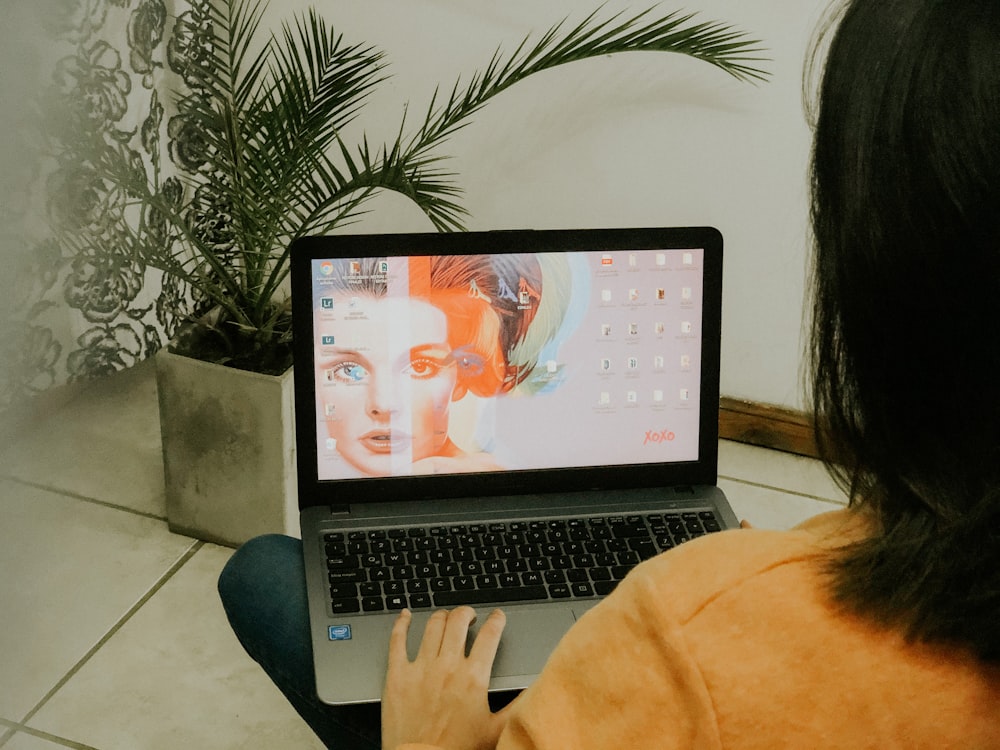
top-left (1, 0), bottom-right (205, 416)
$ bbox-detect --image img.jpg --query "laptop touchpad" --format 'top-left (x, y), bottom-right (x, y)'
top-left (471, 608), bottom-right (576, 678)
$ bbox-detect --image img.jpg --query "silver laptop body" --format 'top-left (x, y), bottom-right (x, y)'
top-left (289, 227), bottom-right (737, 704)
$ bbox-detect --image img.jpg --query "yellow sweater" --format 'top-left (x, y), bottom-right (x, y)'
top-left (403, 510), bottom-right (1000, 749)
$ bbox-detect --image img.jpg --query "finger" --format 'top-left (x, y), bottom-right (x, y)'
top-left (740, 519), bottom-right (754, 529)
top-left (468, 609), bottom-right (507, 669)
top-left (442, 606), bottom-right (478, 656)
top-left (417, 609), bottom-right (449, 660)
top-left (387, 608), bottom-right (413, 671)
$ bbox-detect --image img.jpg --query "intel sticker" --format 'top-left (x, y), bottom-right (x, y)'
top-left (329, 625), bottom-right (352, 641)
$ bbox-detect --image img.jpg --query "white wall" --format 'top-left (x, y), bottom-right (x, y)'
top-left (270, 0), bottom-right (833, 410)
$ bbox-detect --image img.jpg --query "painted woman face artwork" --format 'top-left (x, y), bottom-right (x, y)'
top-left (314, 254), bottom-right (570, 477)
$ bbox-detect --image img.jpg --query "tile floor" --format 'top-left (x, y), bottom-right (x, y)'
top-left (0, 361), bottom-right (847, 749)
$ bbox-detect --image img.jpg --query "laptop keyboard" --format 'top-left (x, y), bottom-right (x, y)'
top-left (323, 511), bottom-right (722, 615)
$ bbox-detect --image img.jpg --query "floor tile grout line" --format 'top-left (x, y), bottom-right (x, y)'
top-left (15, 540), bottom-right (205, 733)
top-left (717, 473), bottom-right (848, 506)
top-left (0, 718), bottom-right (15, 748)
top-left (0, 475), bottom-right (168, 523)
top-left (0, 722), bottom-right (102, 750)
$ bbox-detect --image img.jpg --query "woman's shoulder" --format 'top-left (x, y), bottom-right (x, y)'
top-left (601, 508), bottom-right (871, 630)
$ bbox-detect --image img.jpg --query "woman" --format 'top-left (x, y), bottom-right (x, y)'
top-left (313, 253), bottom-right (555, 477)
top-left (221, 1), bottom-right (1000, 746)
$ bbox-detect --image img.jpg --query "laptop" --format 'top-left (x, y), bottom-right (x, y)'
top-left (289, 226), bottom-right (738, 705)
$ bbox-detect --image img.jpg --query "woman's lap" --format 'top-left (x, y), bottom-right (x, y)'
top-left (217, 534), bottom-right (382, 749)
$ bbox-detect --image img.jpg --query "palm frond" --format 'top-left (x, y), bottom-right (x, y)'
top-left (356, 7), bottom-right (770, 230)
top-left (80, 0), bottom-right (768, 369)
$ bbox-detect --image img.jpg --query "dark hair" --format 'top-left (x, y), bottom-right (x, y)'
top-left (808, 0), bottom-right (1000, 660)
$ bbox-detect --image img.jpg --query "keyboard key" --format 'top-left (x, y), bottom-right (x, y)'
top-left (327, 555), bottom-right (361, 570)
top-left (549, 583), bottom-right (571, 598)
top-left (329, 569), bottom-right (366, 583)
top-left (329, 583), bottom-right (358, 598)
top-left (627, 539), bottom-right (657, 559)
top-left (617, 551), bottom-right (641, 565)
top-left (594, 580), bottom-right (618, 596)
top-left (361, 597), bottom-right (384, 612)
top-left (332, 598), bottom-right (361, 614)
top-left (434, 585), bottom-right (548, 607)
top-left (410, 593), bottom-right (432, 608)
top-left (386, 595), bottom-right (407, 610)
top-left (522, 572), bottom-right (543, 586)
top-left (611, 565), bottom-right (633, 580)
top-left (571, 582), bottom-right (594, 597)
top-left (408, 551), bottom-right (430, 565)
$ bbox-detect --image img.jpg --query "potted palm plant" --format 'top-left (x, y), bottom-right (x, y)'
top-left (92, 0), bottom-right (767, 545)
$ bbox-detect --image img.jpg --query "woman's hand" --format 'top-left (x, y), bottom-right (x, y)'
top-left (382, 607), bottom-right (511, 750)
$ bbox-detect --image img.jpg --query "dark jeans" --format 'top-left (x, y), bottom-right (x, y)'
top-left (218, 535), bottom-right (520, 749)
top-left (217, 535), bottom-right (383, 749)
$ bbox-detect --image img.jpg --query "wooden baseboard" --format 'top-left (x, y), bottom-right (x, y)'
top-left (719, 397), bottom-right (819, 459)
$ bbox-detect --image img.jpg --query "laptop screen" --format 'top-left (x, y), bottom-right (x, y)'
top-left (291, 228), bottom-right (722, 505)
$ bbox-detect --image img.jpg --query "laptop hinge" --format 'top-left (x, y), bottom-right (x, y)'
top-left (328, 504), bottom-right (350, 515)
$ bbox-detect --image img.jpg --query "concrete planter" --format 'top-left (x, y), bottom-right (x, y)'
top-left (155, 349), bottom-right (298, 547)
